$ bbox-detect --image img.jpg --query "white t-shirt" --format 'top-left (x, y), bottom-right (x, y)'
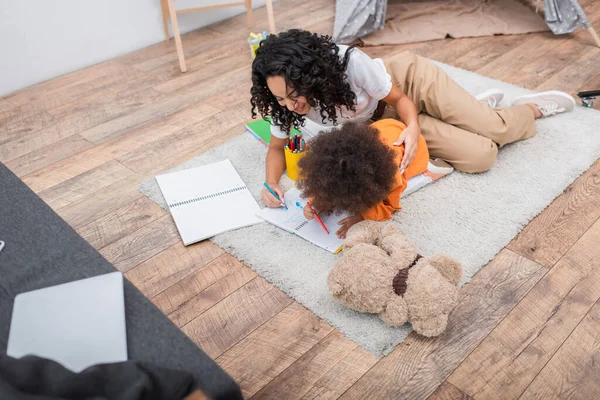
top-left (270, 45), bottom-right (392, 139)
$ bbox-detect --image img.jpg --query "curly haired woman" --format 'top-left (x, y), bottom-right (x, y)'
top-left (251, 29), bottom-right (576, 208)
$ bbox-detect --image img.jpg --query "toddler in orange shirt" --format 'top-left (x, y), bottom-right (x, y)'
top-left (297, 118), bottom-right (430, 238)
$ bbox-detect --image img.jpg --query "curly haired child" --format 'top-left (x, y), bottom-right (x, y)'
top-left (297, 119), bottom-right (429, 238)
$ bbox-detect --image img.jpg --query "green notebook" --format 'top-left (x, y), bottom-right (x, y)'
top-left (245, 118), bottom-right (301, 147)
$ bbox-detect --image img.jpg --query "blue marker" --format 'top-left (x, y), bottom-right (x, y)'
top-left (263, 182), bottom-right (288, 210)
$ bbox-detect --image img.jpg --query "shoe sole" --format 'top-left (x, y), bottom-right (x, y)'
top-left (511, 90), bottom-right (576, 110)
top-left (425, 158), bottom-right (454, 180)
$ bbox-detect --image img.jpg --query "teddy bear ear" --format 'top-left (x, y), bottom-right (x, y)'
top-left (343, 220), bottom-right (383, 249)
top-left (377, 222), bottom-right (405, 242)
top-left (379, 234), bottom-right (418, 265)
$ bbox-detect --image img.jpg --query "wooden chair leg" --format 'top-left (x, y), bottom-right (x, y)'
top-left (245, 0), bottom-right (253, 29)
top-left (166, 0), bottom-right (187, 72)
top-left (265, 0), bottom-right (276, 33)
top-left (160, 0), bottom-right (170, 41)
top-left (588, 26), bottom-right (600, 48)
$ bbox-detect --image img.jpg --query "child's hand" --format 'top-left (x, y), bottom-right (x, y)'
top-left (303, 204), bottom-right (315, 219)
top-left (336, 214), bottom-right (364, 239)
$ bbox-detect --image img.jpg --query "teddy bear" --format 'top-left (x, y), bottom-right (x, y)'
top-left (327, 220), bottom-right (462, 337)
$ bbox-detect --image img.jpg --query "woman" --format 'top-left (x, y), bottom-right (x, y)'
top-left (251, 29), bottom-right (575, 209)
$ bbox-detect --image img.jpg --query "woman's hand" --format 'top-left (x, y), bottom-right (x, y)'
top-left (394, 123), bottom-right (420, 173)
top-left (382, 85), bottom-right (420, 173)
top-left (303, 204), bottom-right (315, 219)
top-left (261, 183), bottom-right (285, 208)
top-left (336, 214), bottom-right (364, 239)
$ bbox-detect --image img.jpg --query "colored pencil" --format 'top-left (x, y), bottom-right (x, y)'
top-left (307, 201), bottom-right (329, 234)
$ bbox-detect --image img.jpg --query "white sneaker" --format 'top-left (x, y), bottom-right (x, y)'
top-left (424, 158), bottom-right (454, 180)
top-left (511, 90), bottom-right (576, 117)
top-left (476, 89), bottom-right (504, 108)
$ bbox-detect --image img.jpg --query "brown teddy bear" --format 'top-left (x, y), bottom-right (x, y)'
top-left (327, 220), bottom-right (462, 337)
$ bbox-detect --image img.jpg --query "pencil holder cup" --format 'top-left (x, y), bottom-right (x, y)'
top-left (284, 146), bottom-right (305, 181)
top-left (248, 36), bottom-right (261, 59)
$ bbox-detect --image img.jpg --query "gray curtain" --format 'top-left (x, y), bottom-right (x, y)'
top-left (334, 0), bottom-right (591, 43)
top-left (333, 0), bottom-right (387, 44)
top-left (542, 0), bottom-right (590, 35)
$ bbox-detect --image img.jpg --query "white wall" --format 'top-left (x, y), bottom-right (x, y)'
top-left (0, 0), bottom-right (271, 96)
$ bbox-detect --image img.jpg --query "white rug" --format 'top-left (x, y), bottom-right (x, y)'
top-left (139, 61), bottom-right (600, 356)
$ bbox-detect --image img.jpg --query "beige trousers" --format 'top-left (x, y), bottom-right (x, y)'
top-left (382, 52), bottom-right (536, 173)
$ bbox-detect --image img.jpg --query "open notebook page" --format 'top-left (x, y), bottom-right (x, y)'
top-left (157, 160), bottom-right (262, 246)
top-left (257, 188), bottom-right (348, 253)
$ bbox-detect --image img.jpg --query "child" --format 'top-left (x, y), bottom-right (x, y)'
top-left (297, 119), bottom-right (429, 238)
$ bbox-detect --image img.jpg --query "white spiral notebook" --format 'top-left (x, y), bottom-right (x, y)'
top-left (257, 188), bottom-right (349, 254)
top-left (156, 159), bottom-right (262, 246)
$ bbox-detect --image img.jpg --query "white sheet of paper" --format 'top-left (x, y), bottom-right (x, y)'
top-left (157, 160), bottom-right (262, 246)
top-left (257, 188), bottom-right (348, 253)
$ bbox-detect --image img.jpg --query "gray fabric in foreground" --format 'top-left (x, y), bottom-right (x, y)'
top-left (140, 61), bottom-right (600, 356)
top-left (0, 163), bottom-right (242, 400)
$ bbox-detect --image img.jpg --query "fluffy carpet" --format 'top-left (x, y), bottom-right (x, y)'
top-left (139, 61), bottom-right (600, 356)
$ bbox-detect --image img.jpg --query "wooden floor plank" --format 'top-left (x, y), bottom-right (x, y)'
top-left (218, 303), bottom-right (334, 399)
top-left (452, 34), bottom-right (527, 73)
top-left (98, 213), bottom-right (180, 273)
top-left (76, 196), bottom-right (166, 250)
top-left (504, 33), bottom-right (596, 90)
top-left (339, 250), bottom-right (547, 400)
top-left (507, 159), bottom-right (600, 268)
top-left (152, 40), bottom-right (252, 94)
top-left (181, 276), bottom-right (293, 359)
top-left (156, 261), bottom-right (257, 328)
top-left (118, 103), bottom-right (250, 174)
top-left (474, 32), bottom-right (563, 81)
top-left (5, 134), bottom-right (93, 177)
top-left (77, 67), bottom-right (249, 145)
top-left (4, 61), bottom-right (121, 105)
top-left (37, 160), bottom-right (133, 211)
top-left (428, 382), bottom-right (473, 400)
top-left (125, 241), bottom-right (226, 300)
top-left (0, 88), bottom-right (166, 162)
top-left (519, 299), bottom-right (600, 400)
top-left (535, 46), bottom-right (600, 93)
top-left (448, 218), bottom-right (600, 399)
top-left (22, 63), bottom-right (146, 116)
top-left (0, 99), bottom-right (14, 112)
top-left (0, 111), bottom-right (56, 146)
top-left (251, 331), bottom-right (359, 400)
top-left (21, 101), bottom-right (219, 191)
top-left (503, 4), bottom-right (600, 91)
top-left (299, 346), bottom-right (378, 400)
top-left (53, 173), bottom-right (144, 229)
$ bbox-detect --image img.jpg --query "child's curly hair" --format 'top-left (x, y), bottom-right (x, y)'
top-left (250, 29), bottom-right (357, 134)
top-left (297, 122), bottom-right (398, 215)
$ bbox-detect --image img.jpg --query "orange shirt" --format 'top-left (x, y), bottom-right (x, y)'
top-left (361, 119), bottom-right (430, 221)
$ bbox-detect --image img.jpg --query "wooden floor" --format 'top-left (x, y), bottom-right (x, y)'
top-left (3, 0), bottom-right (600, 398)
